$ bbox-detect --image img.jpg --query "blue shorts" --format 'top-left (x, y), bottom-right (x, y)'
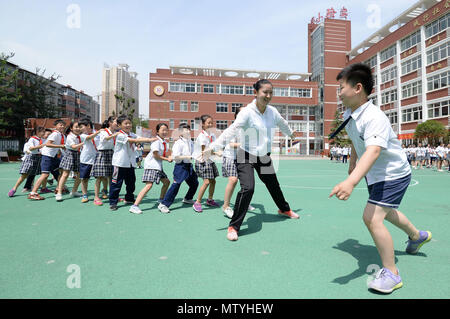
top-left (80, 163), bottom-right (93, 179)
top-left (367, 174), bottom-right (411, 209)
top-left (40, 155), bottom-right (60, 174)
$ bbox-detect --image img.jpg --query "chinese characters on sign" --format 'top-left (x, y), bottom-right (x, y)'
top-left (311, 7), bottom-right (348, 24)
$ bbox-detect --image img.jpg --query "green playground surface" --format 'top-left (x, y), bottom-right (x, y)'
top-left (0, 159), bottom-right (449, 299)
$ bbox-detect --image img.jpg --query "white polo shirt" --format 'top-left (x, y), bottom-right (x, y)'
top-left (80, 133), bottom-right (98, 165)
top-left (193, 130), bottom-right (216, 163)
top-left (172, 137), bottom-right (193, 164)
top-left (41, 131), bottom-right (65, 158)
top-left (24, 136), bottom-right (42, 155)
top-left (222, 136), bottom-right (239, 159)
top-left (343, 100), bottom-right (411, 185)
top-left (65, 133), bottom-right (82, 152)
top-left (211, 99), bottom-right (293, 156)
top-left (144, 136), bottom-right (167, 170)
top-left (112, 130), bottom-right (138, 168)
top-left (97, 128), bottom-right (115, 150)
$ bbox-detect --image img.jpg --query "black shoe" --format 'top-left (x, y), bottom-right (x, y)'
top-left (110, 205), bottom-right (118, 211)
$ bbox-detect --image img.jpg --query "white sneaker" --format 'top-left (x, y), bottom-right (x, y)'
top-left (182, 198), bottom-right (195, 204)
top-left (158, 203), bottom-right (170, 214)
top-left (222, 206), bottom-right (234, 219)
top-left (247, 204), bottom-right (256, 211)
top-left (70, 191), bottom-right (82, 198)
top-left (55, 193), bottom-right (63, 201)
top-left (129, 205), bottom-right (142, 214)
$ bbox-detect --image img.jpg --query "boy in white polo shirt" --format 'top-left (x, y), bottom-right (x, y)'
top-left (329, 63), bottom-right (432, 294)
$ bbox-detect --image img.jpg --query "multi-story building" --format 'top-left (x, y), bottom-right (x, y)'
top-left (346, 0), bottom-right (449, 145)
top-left (149, 66), bottom-right (320, 155)
top-left (102, 63), bottom-right (139, 122)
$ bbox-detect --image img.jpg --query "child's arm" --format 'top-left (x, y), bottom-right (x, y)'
top-left (84, 129), bottom-right (103, 141)
top-left (174, 155), bottom-right (192, 161)
top-left (153, 150), bottom-right (173, 163)
top-left (70, 142), bottom-right (84, 150)
top-left (45, 140), bottom-right (65, 149)
top-left (229, 142), bottom-right (241, 149)
top-left (29, 143), bottom-right (46, 151)
top-left (329, 145), bottom-right (381, 200)
top-left (104, 132), bottom-right (120, 141)
top-left (348, 143), bottom-right (357, 175)
top-left (128, 137), bottom-right (158, 144)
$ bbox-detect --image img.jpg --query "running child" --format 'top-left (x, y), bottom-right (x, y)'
top-left (129, 123), bottom-right (172, 214)
top-left (329, 63), bottom-right (432, 294)
top-left (157, 123), bottom-right (199, 214)
top-left (192, 114), bottom-right (220, 213)
top-left (8, 127), bottom-right (46, 197)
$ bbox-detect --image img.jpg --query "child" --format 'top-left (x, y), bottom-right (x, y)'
top-left (329, 63), bottom-right (432, 294)
top-left (91, 116), bottom-right (119, 205)
top-left (55, 120), bottom-right (84, 201)
top-left (8, 127), bottom-right (46, 197)
top-left (109, 115), bottom-right (157, 211)
top-left (192, 114), bottom-right (220, 213)
top-left (436, 143), bottom-right (445, 172)
top-left (129, 123), bottom-right (172, 214)
top-left (158, 123), bottom-right (199, 214)
top-left (78, 118), bottom-right (103, 203)
top-left (136, 144), bottom-right (144, 168)
top-left (221, 106), bottom-right (255, 218)
top-left (29, 120), bottom-right (67, 200)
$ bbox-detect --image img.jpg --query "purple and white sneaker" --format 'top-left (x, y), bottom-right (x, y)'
top-left (206, 199), bottom-right (219, 207)
top-left (406, 230), bottom-right (432, 254)
top-left (367, 268), bottom-right (403, 294)
top-left (8, 189), bottom-right (16, 197)
top-left (193, 202), bottom-right (203, 213)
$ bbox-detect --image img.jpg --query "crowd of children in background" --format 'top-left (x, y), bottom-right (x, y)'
top-left (7, 112), bottom-right (258, 220)
top-left (329, 145), bottom-right (352, 163)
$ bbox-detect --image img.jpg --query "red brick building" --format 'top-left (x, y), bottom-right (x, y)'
top-left (149, 66), bottom-right (320, 155)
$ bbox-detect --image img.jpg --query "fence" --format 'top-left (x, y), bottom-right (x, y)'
top-left (0, 139), bottom-right (20, 152)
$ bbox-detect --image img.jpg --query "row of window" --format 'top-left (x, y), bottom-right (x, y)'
top-left (168, 82), bottom-right (312, 97)
top-left (400, 30), bottom-right (421, 52)
top-left (426, 41), bottom-right (450, 65)
top-left (391, 99), bottom-right (449, 124)
top-left (425, 12), bottom-right (450, 39)
top-left (401, 55), bottom-right (422, 75)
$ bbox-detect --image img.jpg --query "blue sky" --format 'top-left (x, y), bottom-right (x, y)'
top-left (0, 0), bottom-right (416, 118)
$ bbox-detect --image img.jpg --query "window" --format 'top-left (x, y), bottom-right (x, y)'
top-left (425, 13), bottom-right (450, 39)
top-left (169, 82), bottom-right (197, 93)
top-left (290, 88), bottom-right (312, 98)
top-left (402, 80), bottom-right (422, 98)
top-left (381, 66), bottom-right (397, 83)
top-left (288, 105), bottom-right (308, 115)
top-left (426, 41), bottom-right (450, 65)
top-left (216, 103), bottom-right (228, 112)
top-left (381, 89), bottom-right (397, 104)
top-left (401, 55), bottom-right (421, 75)
top-left (274, 87), bottom-right (289, 97)
top-left (245, 86), bottom-right (254, 95)
top-left (231, 103), bottom-right (243, 113)
top-left (380, 45), bottom-right (396, 62)
top-left (428, 100), bottom-right (449, 119)
top-left (203, 84), bottom-right (214, 93)
top-left (427, 70), bottom-right (450, 91)
top-left (190, 119), bottom-right (198, 130)
top-left (169, 101), bottom-right (175, 111)
top-left (365, 56), bottom-right (377, 69)
top-left (180, 101), bottom-right (188, 112)
top-left (387, 112), bottom-right (398, 124)
top-left (218, 85), bottom-right (244, 95)
top-left (169, 119), bottom-right (174, 130)
top-left (402, 107), bottom-right (422, 122)
top-left (190, 101), bottom-right (199, 112)
top-left (309, 122), bottom-right (316, 132)
top-left (216, 120), bottom-right (228, 130)
top-left (289, 122), bottom-right (307, 132)
top-left (400, 30), bottom-right (421, 52)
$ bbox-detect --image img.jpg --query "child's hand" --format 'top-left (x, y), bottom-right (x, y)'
top-left (329, 180), bottom-right (354, 201)
top-left (202, 147), bottom-right (213, 161)
top-left (167, 156), bottom-right (173, 163)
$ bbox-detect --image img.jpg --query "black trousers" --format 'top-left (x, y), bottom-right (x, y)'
top-left (230, 149), bottom-right (290, 231)
top-left (109, 166), bottom-right (136, 206)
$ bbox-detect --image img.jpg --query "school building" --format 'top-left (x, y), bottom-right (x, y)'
top-left (148, 66), bottom-right (320, 155)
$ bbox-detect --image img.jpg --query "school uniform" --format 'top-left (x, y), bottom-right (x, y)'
top-left (193, 130), bottom-right (219, 179)
top-left (342, 100), bottom-right (411, 209)
top-left (222, 137), bottom-right (239, 177)
top-left (40, 131), bottom-right (65, 179)
top-left (92, 128), bottom-right (115, 177)
top-left (210, 99), bottom-right (293, 231)
top-left (109, 130), bottom-right (138, 206)
top-left (59, 133), bottom-right (81, 172)
top-left (161, 136), bottom-right (198, 208)
top-left (19, 136), bottom-right (42, 175)
top-left (142, 136), bottom-right (168, 184)
top-left (79, 133), bottom-right (98, 179)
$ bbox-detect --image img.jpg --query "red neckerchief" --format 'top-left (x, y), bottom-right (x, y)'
top-left (157, 136), bottom-right (167, 157)
top-left (119, 130), bottom-right (134, 150)
top-left (31, 136), bottom-right (42, 145)
top-left (105, 128), bottom-right (115, 145)
top-left (53, 130), bottom-right (64, 144)
top-left (202, 130), bottom-right (213, 143)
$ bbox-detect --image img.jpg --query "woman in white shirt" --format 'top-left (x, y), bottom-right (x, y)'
top-left (205, 79), bottom-right (299, 241)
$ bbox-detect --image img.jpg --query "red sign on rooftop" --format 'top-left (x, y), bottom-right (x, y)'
top-left (311, 6), bottom-right (349, 24)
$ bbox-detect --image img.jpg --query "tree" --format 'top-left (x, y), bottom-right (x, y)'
top-left (114, 86), bottom-right (136, 118)
top-left (0, 52), bottom-right (21, 130)
top-left (414, 120), bottom-right (447, 145)
top-left (329, 109), bottom-right (351, 146)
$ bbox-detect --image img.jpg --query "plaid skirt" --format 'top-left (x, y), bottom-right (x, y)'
top-left (91, 149), bottom-right (114, 177)
top-left (59, 150), bottom-right (80, 172)
top-left (142, 169), bottom-right (168, 184)
top-left (222, 156), bottom-right (238, 177)
top-left (195, 161), bottom-right (219, 179)
top-left (19, 154), bottom-right (41, 175)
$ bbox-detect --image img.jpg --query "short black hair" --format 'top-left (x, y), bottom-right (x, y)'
top-left (179, 123), bottom-right (191, 130)
top-left (78, 117), bottom-right (93, 128)
top-left (116, 115), bottom-right (132, 125)
top-left (336, 63), bottom-right (374, 96)
top-left (200, 114), bottom-right (212, 124)
top-left (253, 79), bottom-right (272, 92)
top-left (53, 119), bottom-right (65, 126)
